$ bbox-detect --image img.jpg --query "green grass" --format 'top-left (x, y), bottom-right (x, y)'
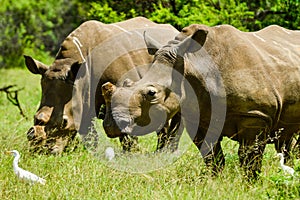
top-left (0, 68), bottom-right (299, 199)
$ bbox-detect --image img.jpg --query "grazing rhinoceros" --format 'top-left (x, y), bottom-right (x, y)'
top-left (102, 24), bottom-right (300, 178)
top-left (24, 17), bottom-right (179, 154)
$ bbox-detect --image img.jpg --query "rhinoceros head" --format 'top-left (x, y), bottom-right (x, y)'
top-left (102, 29), bottom-right (208, 138)
top-left (102, 79), bottom-right (180, 138)
top-left (24, 55), bottom-right (81, 154)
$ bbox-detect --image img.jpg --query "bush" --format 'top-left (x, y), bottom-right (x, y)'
top-left (2, 0), bottom-right (300, 69)
top-left (87, 2), bottom-right (126, 23)
top-left (0, 0), bottom-right (85, 68)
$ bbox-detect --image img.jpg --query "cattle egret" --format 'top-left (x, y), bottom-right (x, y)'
top-left (277, 153), bottom-right (295, 176)
top-left (105, 147), bottom-right (115, 161)
top-left (6, 150), bottom-right (46, 185)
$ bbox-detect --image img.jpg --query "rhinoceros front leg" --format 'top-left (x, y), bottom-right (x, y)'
top-left (156, 113), bottom-right (183, 152)
top-left (203, 141), bottom-right (225, 174)
top-left (193, 127), bottom-right (225, 174)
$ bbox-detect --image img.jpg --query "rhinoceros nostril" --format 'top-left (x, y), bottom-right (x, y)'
top-left (27, 127), bottom-right (35, 140)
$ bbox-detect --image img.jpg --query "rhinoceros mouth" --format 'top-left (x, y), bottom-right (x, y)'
top-left (114, 117), bottom-right (166, 136)
top-left (27, 125), bottom-right (78, 154)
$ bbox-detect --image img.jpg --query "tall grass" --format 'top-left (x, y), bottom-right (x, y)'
top-left (0, 68), bottom-right (299, 199)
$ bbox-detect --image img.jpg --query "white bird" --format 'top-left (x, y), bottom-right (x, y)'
top-left (277, 153), bottom-right (295, 176)
top-left (105, 147), bottom-right (115, 161)
top-left (6, 150), bottom-right (46, 185)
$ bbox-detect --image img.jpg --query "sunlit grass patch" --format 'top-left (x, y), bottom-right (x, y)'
top-left (1, 68), bottom-right (300, 199)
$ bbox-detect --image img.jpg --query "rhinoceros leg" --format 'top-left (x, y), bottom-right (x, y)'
top-left (193, 127), bottom-right (225, 174)
top-left (238, 135), bottom-right (266, 179)
top-left (95, 87), bottom-right (106, 120)
top-left (294, 136), bottom-right (300, 158)
top-left (156, 113), bottom-right (183, 152)
top-left (235, 115), bottom-right (272, 179)
top-left (274, 135), bottom-right (295, 164)
top-left (203, 140), bottom-right (225, 174)
top-left (273, 124), bottom-right (299, 163)
top-left (295, 137), bottom-right (300, 159)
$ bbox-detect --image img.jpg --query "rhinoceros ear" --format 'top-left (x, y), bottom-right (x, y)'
top-left (70, 61), bottom-right (81, 76)
top-left (24, 55), bottom-right (48, 75)
top-left (102, 82), bottom-right (116, 102)
top-left (143, 31), bottom-right (163, 55)
top-left (177, 29), bottom-right (208, 56)
top-left (191, 29), bottom-right (208, 49)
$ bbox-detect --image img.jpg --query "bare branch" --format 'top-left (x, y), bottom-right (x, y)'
top-left (0, 85), bottom-right (27, 119)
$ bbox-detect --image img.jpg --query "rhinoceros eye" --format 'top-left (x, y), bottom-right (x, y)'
top-left (147, 89), bottom-right (156, 96)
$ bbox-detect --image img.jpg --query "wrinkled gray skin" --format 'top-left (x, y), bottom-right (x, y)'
top-left (24, 17), bottom-right (179, 154)
top-left (102, 24), bottom-right (300, 178)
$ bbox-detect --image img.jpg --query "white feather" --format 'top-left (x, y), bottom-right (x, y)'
top-left (6, 150), bottom-right (46, 185)
top-left (277, 153), bottom-right (295, 176)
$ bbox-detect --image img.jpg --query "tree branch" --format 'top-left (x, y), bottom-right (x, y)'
top-left (0, 85), bottom-right (27, 119)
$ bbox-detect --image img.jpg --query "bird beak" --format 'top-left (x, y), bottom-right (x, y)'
top-left (274, 154), bottom-right (280, 159)
top-left (5, 151), bottom-right (12, 155)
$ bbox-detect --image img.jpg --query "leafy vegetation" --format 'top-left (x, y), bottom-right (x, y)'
top-left (0, 0), bottom-right (299, 68)
top-left (1, 68), bottom-right (300, 199)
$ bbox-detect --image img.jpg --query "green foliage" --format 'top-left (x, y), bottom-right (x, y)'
top-left (216, 0), bottom-right (254, 31)
top-left (175, 2), bottom-right (220, 28)
top-left (1, 0), bottom-right (300, 69)
top-left (150, 4), bottom-right (179, 28)
top-left (149, 0), bottom-right (254, 30)
top-left (104, 0), bottom-right (159, 18)
top-left (0, 0), bottom-right (85, 68)
top-left (88, 2), bottom-right (126, 23)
